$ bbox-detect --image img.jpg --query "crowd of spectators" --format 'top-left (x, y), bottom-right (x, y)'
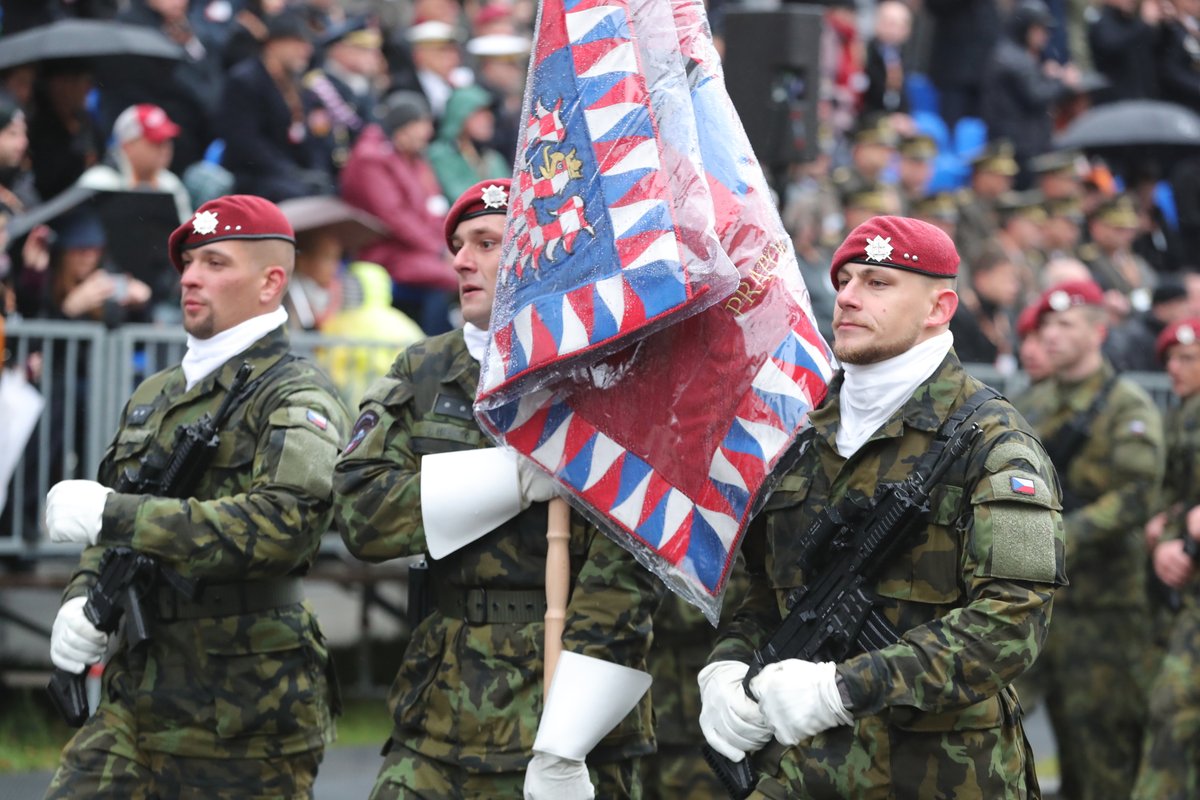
top-left (0, 0), bottom-right (1197, 388)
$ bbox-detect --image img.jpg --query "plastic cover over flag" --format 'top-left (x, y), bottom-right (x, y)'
top-left (476, 0), bottom-right (835, 623)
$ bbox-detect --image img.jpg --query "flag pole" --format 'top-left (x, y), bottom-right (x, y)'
top-left (544, 497), bottom-right (571, 688)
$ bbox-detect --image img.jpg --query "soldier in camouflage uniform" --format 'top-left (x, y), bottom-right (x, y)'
top-left (896, 133), bottom-right (936, 216)
top-left (831, 113), bottom-right (901, 215)
top-left (1078, 195), bottom-right (1158, 319)
top-left (644, 561), bottom-right (747, 800)
top-left (332, 179), bottom-right (661, 800)
top-left (956, 140), bottom-right (1020, 274)
top-left (42, 195), bottom-right (350, 798)
top-left (700, 216), bottom-right (1066, 798)
top-left (1134, 318), bottom-right (1200, 800)
top-left (1015, 279), bottom-right (1165, 800)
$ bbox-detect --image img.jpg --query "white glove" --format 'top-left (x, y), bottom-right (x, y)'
top-left (517, 457), bottom-right (557, 505)
top-left (698, 661), bottom-right (774, 762)
top-left (523, 752), bottom-right (594, 800)
top-left (45, 480), bottom-right (113, 546)
top-left (50, 597), bottom-right (108, 674)
top-left (749, 659), bottom-right (853, 745)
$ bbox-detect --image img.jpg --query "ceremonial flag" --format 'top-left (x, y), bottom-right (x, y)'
top-left (476, 0), bottom-right (835, 623)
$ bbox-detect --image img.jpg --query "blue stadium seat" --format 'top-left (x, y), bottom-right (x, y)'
top-left (1155, 180), bottom-right (1179, 231)
top-left (912, 110), bottom-right (950, 154)
top-left (906, 73), bottom-right (939, 116)
top-left (953, 117), bottom-right (987, 160)
top-left (204, 139), bottom-right (226, 165)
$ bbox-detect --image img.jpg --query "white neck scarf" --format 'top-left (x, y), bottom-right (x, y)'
top-left (463, 323), bottom-right (489, 363)
top-left (836, 330), bottom-right (954, 459)
top-left (181, 307), bottom-right (288, 390)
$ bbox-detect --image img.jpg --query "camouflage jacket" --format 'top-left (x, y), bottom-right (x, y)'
top-left (712, 351), bottom-right (1067, 796)
top-left (63, 325), bottom-right (350, 758)
top-left (331, 329), bottom-right (661, 773)
top-left (1157, 393), bottom-right (1200, 603)
top-left (1015, 360), bottom-right (1164, 609)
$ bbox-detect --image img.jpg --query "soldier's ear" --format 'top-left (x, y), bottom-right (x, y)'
top-left (260, 263), bottom-right (289, 301)
top-left (925, 287), bottom-right (958, 329)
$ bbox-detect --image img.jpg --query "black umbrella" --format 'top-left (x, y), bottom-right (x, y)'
top-left (277, 196), bottom-right (388, 253)
top-left (1054, 100), bottom-right (1200, 151)
top-left (0, 19), bottom-right (185, 71)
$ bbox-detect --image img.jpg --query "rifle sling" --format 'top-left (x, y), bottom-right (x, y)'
top-left (1040, 373), bottom-right (1118, 476)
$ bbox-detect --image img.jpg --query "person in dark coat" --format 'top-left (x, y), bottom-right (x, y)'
top-left (1157, 0), bottom-right (1200, 114)
top-left (862, 0), bottom-right (913, 116)
top-left (925, 0), bottom-right (1002, 128)
top-left (1087, 0), bottom-right (1163, 105)
top-left (1107, 282), bottom-right (1192, 373)
top-left (218, 11), bottom-right (332, 201)
top-left (981, 0), bottom-right (1079, 186)
top-left (100, 0), bottom-right (225, 175)
top-left (28, 59), bottom-right (103, 202)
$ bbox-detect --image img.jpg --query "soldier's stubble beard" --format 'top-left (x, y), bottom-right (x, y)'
top-left (832, 320), bottom-right (923, 365)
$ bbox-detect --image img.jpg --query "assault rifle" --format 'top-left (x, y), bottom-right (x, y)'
top-left (46, 362), bottom-right (253, 725)
top-left (703, 423), bottom-right (982, 799)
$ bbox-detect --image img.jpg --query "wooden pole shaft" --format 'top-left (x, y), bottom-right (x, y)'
top-left (544, 497), bottom-right (571, 689)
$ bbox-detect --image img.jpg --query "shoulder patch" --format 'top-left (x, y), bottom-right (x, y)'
top-left (983, 440), bottom-right (1040, 473)
top-left (986, 470), bottom-right (1053, 506)
top-left (343, 410), bottom-right (379, 456)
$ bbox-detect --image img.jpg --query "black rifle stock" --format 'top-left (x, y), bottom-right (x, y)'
top-left (703, 425), bottom-right (981, 799)
top-left (47, 363), bottom-right (252, 725)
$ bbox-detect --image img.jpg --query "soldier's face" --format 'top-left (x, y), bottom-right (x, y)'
top-left (179, 241), bottom-right (287, 339)
top-left (451, 215), bottom-right (504, 329)
top-left (1039, 307), bottom-right (1105, 371)
top-left (1166, 342), bottom-right (1200, 398)
top-left (832, 262), bottom-right (954, 365)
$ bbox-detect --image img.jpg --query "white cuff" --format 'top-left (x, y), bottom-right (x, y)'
top-left (420, 448), bottom-right (524, 560)
top-left (532, 651), bottom-right (652, 761)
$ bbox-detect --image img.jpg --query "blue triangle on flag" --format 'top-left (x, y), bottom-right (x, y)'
top-left (685, 512), bottom-right (726, 592)
top-left (721, 419), bottom-right (765, 460)
top-left (613, 454), bottom-right (652, 509)
top-left (561, 431), bottom-right (599, 489)
top-left (624, 261), bottom-right (688, 320)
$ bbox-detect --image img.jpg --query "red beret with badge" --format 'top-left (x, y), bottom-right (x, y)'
top-left (829, 215), bottom-right (959, 288)
top-left (168, 195), bottom-right (296, 272)
top-left (444, 179), bottom-right (512, 252)
top-left (1016, 303), bottom-right (1041, 339)
top-left (1033, 279), bottom-right (1104, 324)
top-left (1156, 318), bottom-right (1200, 364)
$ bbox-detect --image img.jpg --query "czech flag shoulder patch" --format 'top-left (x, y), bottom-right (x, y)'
top-left (1010, 476), bottom-right (1037, 496)
top-left (306, 409), bottom-right (328, 431)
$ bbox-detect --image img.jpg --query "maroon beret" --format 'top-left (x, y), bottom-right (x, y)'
top-left (168, 195), bottom-right (295, 272)
top-left (1033, 279), bottom-right (1104, 324)
top-left (829, 215), bottom-right (959, 288)
top-left (1156, 317), bottom-right (1200, 364)
top-left (444, 179), bottom-right (512, 252)
top-left (1016, 303), bottom-right (1041, 339)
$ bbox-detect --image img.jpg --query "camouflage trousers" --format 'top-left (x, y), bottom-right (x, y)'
top-left (1025, 604), bottom-right (1150, 800)
top-left (641, 745), bottom-right (725, 800)
top-left (369, 740), bottom-right (642, 799)
top-left (43, 702), bottom-right (323, 799)
top-left (1133, 602), bottom-right (1200, 800)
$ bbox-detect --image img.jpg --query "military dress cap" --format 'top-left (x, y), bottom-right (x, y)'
top-left (409, 20), bottom-right (459, 44)
top-left (1033, 279), bottom-right (1104, 322)
top-left (1156, 318), bottom-right (1200, 363)
top-left (843, 186), bottom-right (892, 214)
top-left (444, 178), bottom-right (512, 250)
top-left (266, 10), bottom-right (312, 42)
top-left (1031, 150), bottom-right (1080, 177)
top-left (971, 140), bottom-right (1020, 176)
top-left (898, 134), bottom-right (937, 161)
top-left (913, 192), bottom-right (959, 222)
top-left (829, 215), bottom-right (959, 287)
top-left (319, 17), bottom-right (383, 50)
top-left (1153, 281), bottom-right (1188, 306)
top-left (851, 113), bottom-right (898, 147)
top-left (1091, 195), bottom-right (1139, 228)
top-left (1044, 196), bottom-right (1084, 222)
top-left (466, 33), bottom-right (531, 57)
top-left (169, 195), bottom-right (296, 272)
top-left (998, 190), bottom-right (1048, 223)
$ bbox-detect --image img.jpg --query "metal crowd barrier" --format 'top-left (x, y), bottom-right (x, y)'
top-left (0, 320), bottom-right (1179, 560)
top-left (2, 320), bottom-right (406, 559)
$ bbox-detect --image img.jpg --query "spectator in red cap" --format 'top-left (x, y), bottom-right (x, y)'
top-left (333, 177), bottom-right (659, 800)
top-left (1013, 277), bottom-right (1165, 800)
top-left (41, 192), bottom-right (350, 799)
top-left (78, 104), bottom-right (192, 223)
top-left (703, 215), bottom-right (1064, 797)
top-left (1137, 314), bottom-right (1200, 800)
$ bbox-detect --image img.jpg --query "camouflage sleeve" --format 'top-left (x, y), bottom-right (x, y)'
top-left (706, 516), bottom-right (783, 664)
top-left (1065, 390), bottom-right (1164, 559)
top-left (836, 430), bottom-right (1065, 716)
top-left (562, 526), bottom-right (663, 668)
top-left (330, 360), bottom-right (427, 562)
top-left (95, 373), bottom-right (350, 581)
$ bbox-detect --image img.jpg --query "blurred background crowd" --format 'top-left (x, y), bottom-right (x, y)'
top-left (0, 0), bottom-right (1198, 386)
